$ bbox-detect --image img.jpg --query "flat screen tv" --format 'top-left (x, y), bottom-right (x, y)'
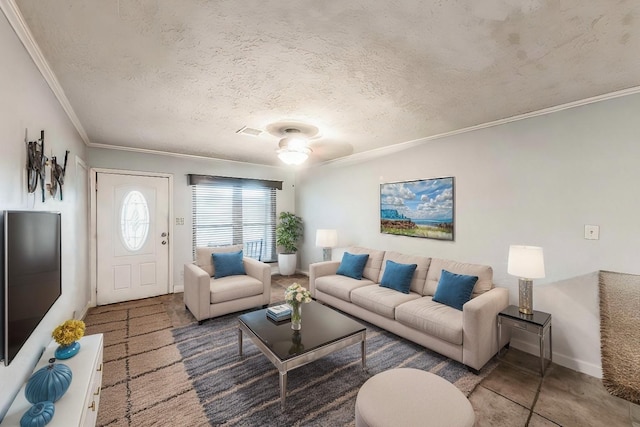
top-left (1, 210), bottom-right (62, 366)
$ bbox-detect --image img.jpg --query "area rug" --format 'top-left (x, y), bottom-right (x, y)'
top-left (85, 292), bottom-right (495, 426)
top-left (599, 270), bottom-right (640, 405)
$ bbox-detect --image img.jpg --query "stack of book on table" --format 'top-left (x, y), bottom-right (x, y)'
top-left (267, 304), bottom-right (292, 321)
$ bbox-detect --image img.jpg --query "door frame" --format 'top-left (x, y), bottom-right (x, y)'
top-left (89, 168), bottom-right (174, 307)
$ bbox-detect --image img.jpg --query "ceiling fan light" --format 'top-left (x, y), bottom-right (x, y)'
top-left (278, 150), bottom-right (309, 165)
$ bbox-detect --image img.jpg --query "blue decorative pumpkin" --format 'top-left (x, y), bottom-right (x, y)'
top-left (25, 360), bottom-right (72, 404)
top-left (20, 401), bottom-right (55, 427)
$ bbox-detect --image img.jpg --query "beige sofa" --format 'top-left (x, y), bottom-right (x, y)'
top-left (184, 245), bottom-right (271, 323)
top-left (309, 247), bottom-right (509, 371)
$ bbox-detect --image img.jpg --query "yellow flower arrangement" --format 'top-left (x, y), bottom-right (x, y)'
top-left (52, 319), bottom-right (85, 347)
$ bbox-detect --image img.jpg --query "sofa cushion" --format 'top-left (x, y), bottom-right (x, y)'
top-left (336, 252), bottom-right (370, 280)
top-left (395, 297), bottom-right (464, 345)
top-left (379, 260), bottom-right (417, 294)
top-left (315, 275), bottom-right (374, 302)
top-left (346, 247), bottom-right (386, 282)
top-left (432, 270), bottom-right (477, 310)
top-left (196, 244), bottom-right (244, 277)
top-left (209, 275), bottom-right (264, 304)
top-left (212, 250), bottom-right (246, 278)
top-left (378, 251), bottom-right (431, 294)
top-left (424, 258), bottom-right (493, 297)
top-left (351, 285), bottom-right (421, 319)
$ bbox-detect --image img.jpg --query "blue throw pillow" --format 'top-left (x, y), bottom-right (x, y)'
top-left (379, 260), bottom-right (417, 294)
top-left (432, 269), bottom-right (478, 311)
top-left (336, 252), bottom-right (369, 280)
top-left (212, 250), bottom-right (246, 279)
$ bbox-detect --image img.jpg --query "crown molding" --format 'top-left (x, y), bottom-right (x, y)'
top-left (1, 0), bottom-right (90, 145)
top-left (87, 142), bottom-right (287, 170)
top-left (315, 85), bottom-right (640, 169)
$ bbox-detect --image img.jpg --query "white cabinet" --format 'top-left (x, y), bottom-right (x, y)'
top-left (3, 334), bottom-right (104, 426)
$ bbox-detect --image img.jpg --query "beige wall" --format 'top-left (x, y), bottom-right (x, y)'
top-left (296, 92), bottom-right (640, 378)
top-left (87, 147), bottom-right (297, 290)
top-left (0, 12), bottom-right (89, 419)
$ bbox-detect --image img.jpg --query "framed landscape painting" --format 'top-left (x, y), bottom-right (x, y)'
top-left (380, 177), bottom-right (454, 240)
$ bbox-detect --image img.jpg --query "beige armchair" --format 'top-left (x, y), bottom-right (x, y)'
top-left (184, 245), bottom-right (271, 323)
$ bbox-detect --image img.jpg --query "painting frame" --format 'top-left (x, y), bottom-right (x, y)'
top-left (380, 177), bottom-right (454, 241)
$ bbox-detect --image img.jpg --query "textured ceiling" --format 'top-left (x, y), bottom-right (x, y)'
top-left (12, 0), bottom-right (640, 166)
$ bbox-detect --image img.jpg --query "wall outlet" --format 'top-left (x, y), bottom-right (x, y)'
top-left (584, 225), bottom-right (599, 240)
top-left (175, 217), bottom-right (185, 225)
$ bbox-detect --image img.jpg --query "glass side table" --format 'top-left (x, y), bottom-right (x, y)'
top-left (497, 305), bottom-right (552, 376)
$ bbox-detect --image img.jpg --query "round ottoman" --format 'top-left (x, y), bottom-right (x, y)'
top-left (355, 368), bottom-right (475, 427)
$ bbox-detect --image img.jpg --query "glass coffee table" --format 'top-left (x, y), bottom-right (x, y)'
top-left (237, 301), bottom-right (367, 408)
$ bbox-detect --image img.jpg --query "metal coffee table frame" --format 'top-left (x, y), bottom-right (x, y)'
top-left (238, 313), bottom-right (366, 408)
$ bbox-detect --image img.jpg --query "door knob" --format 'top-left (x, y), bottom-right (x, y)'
top-left (161, 232), bottom-right (167, 237)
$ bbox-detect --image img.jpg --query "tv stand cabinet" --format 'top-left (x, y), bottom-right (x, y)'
top-left (3, 334), bottom-right (104, 426)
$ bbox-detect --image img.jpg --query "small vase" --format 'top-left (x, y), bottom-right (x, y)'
top-left (54, 341), bottom-right (81, 360)
top-left (290, 303), bottom-right (302, 330)
top-left (20, 401), bottom-right (55, 427)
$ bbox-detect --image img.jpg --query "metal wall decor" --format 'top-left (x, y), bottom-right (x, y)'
top-left (26, 130), bottom-right (47, 202)
top-left (25, 130), bottom-right (70, 201)
top-left (48, 150), bottom-right (69, 200)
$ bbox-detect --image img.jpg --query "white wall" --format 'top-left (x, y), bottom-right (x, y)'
top-left (87, 148), bottom-right (297, 290)
top-left (296, 93), bottom-right (640, 378)
top-left (0, 12), bottom-right (89, 419)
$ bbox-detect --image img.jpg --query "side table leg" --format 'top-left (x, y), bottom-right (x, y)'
top-left (238, 328), bottom-right (243, 357)
top-left (497, 317), bottom-right (502, 357)
top-left (549, 324), bottom-right (553, 365)
top-left (279, 371), bottom-right (287, 409)
top-left (540, 331), bottom-right (545, 376)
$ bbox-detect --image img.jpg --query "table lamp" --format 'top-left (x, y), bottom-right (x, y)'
top-left (507, 245), bottom-right (545, 315)
top-left (316, 229), bottom-right (338, 261)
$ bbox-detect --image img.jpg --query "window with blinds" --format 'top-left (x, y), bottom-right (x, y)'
top-left (190, 176), bottom-right (279, 262)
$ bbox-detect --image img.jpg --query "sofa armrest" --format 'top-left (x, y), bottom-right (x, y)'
top-left (462, 287), bottom-right (509, 370)
top-left (243, 257), bottom-right (271, 305)
top-left (309, 261), bottom-right (340, 297)
top-left (184, 263), bottom-right (211, 322)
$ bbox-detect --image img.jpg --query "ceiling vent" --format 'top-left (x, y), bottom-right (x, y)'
top-left (235, 126), bottom-right (263, 137)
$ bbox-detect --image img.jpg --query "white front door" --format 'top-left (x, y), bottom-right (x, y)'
top-left (96, 172), bottom-right (170, 305)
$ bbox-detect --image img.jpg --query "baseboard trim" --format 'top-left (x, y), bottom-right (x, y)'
top-left (510, 338), bottom-right (602, 378)
top-left (173, 285), bottom-right (184, 293)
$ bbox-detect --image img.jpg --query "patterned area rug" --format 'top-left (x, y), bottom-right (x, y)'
top-left (599, 270), bottom-right (640, 405)
top-left (174, 310), bottom-right (495, 426)
top-left (85, 279), bottom-right (495, 426)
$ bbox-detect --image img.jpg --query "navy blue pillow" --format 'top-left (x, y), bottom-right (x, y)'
top-left (212, 250), bottom-right (246, 279)
top-left (336, 252), bottom-right (369, 280)
top-left (432, 269), bottom-right (478, 311)
top-left (379, 260), bottom-right (417, 294)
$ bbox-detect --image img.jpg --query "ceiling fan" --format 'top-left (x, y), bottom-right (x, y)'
top-left (265, 121), bottom-right (353, 166)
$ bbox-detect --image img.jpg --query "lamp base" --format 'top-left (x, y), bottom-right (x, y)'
top-left (322, 248), bottom-right (332, 262)
top-left (518, 278), bottom-right (533, 315)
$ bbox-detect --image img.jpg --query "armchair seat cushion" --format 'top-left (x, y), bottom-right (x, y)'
top-left (395, 297), bottom-right (463, 345)
top-left (315, 274), bottom-right (374, 302)
top-left (210, 275), bottom-right (264, 304)
top-left (351, 285), bottom-right (421, 319)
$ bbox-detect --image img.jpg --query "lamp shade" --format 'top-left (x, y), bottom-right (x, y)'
top-left (508, 245), bottom-right (545, 279)
top-left (315, 229), bottom-right (338, 248)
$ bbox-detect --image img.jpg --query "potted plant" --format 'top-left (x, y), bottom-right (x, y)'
top-left (276, 212), bottom-right (303, 275)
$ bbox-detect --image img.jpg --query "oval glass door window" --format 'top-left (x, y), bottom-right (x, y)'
top-left (120, 190), bottom-right (150, 251)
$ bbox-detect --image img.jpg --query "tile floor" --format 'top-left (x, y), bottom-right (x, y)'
top-left (471, 348), bottom-right (635, 426)
top-left (165, 276), bottom-right (638, 427)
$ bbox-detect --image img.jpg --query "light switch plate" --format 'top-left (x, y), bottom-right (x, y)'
top-left (584, 225), bottom-right (599, 240)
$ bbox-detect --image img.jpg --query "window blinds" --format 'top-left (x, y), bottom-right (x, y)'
top-left (191, 177), bottom-right (278, 262)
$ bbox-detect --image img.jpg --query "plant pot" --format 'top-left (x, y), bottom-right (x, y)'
top-left (278, 253), bottom-right (297, 276)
